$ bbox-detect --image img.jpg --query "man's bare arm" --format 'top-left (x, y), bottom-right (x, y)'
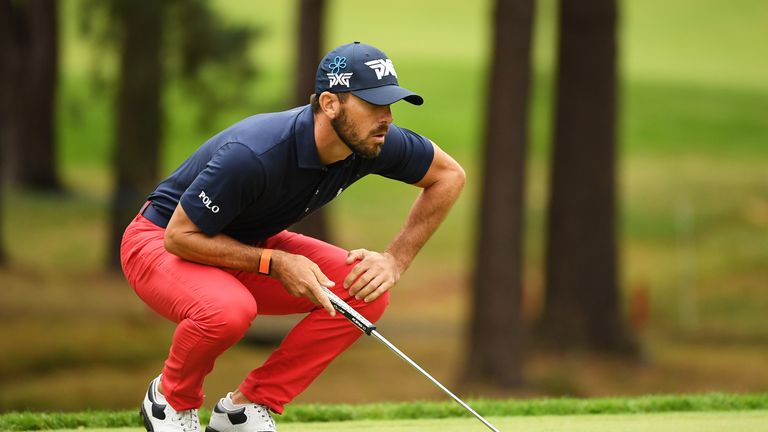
top-left (164, 204), bottom-right (335, 315)
top-left (344, 141), bottom-right (466, 301)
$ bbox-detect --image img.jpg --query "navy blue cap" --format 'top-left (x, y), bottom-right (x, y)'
top-left (315, 42), bottom-right (423, 106)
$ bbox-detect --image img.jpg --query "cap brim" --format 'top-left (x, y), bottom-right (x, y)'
top-left (352, 85), bottom-right (424, 106)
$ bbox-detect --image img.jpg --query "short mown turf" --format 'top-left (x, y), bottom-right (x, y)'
top-left (12, 411), bottom-right (768, 432)
top-left (1, 393), bottom-right (766, 431)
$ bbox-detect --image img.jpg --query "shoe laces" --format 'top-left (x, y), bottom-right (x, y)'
top-left (254, 404), bottom-right (275, 428)
top-left (174, 409), bottom-right (200, 432)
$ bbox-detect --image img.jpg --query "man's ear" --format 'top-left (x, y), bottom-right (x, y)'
top-left (319, 92), bottom-right (340, 119)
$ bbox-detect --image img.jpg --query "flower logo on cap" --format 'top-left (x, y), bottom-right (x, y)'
top-left (329, 56), bottom-right (347, 74)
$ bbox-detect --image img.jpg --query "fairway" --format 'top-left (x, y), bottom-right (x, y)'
top-left (40, 411), bottom-right (768, 432)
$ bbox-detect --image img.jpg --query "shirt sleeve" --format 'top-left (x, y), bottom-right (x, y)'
top-left (368, 125), bottom-right (435, 184)
top-left (179, 142), bottom-right (265, 236)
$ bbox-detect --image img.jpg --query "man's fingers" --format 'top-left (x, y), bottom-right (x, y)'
top-left (343, 249), bottom-right (398, 301)
top-left (310, 265), bottom-right (335, 288)
top-left (355, 274), bottom-right (386, 300)
top-left (347, 267), bottom-right (375, 295)
top-left (351, 272), bottom-right (379, 298)
top-left (363, 280), bottom-right (392, 303)
top-left (309, 284), bottom-right (335, 316)
top-left (344, 260), bottom-right (369, 289)
top-left (310, 267), bottom-right (336, 316)
top-left (345, 248), bottom-right (367, 264)
top-left (319, 293), bottom-right (336, 316)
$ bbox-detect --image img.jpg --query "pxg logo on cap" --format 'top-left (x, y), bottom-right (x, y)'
top-left (315, 41), bottom-right (423, 106)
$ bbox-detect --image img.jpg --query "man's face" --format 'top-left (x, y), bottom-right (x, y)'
top-left (330, 95), bottom-right (393, 159)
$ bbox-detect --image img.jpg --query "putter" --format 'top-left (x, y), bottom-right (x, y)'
top-left (323, 287), bottom-right (501, 432)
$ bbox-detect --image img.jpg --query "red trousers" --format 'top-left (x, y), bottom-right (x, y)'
top-left (120, 213), bottom-right (389, 413)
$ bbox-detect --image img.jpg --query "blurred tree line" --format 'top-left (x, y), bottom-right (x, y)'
top-left (78, 0), bottom-right (260, 267)
top-left (1, 0), bottom-right (60, 267)
top-left (469, 0), bottom-right (636, 390)
top-left (0, 0), bottom-right (638, 392)
top-left (0, 0), bottom-right (60, 193)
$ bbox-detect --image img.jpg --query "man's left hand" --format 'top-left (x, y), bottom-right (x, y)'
top-left (344, 249), bottom-right (401, 302)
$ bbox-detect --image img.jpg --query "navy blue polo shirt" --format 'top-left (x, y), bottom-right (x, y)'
top-left (144, 105), bottom-right (434, 244)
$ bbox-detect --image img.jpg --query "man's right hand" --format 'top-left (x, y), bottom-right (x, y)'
top-left (269, 250), bottom-right (336, 316)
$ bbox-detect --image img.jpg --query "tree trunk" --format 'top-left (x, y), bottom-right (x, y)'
top-left (0, 0), bottom-right (12, 264)
top-left (107, 1), bottom-right (165, 270)
top-left (6, 0), bottom-right (62, 191)
top-left (289, 0), bottom-right (331, 242)
top-left (538, 0), bottom-right (635, 353)
top-left (465, 0), bottom-right (535, 388)
top-left (0, 0), bottom-right (13, 174)
top-left (0, 181), bottom-right (4, 265)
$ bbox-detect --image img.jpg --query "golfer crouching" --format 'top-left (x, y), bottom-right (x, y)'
top-left (120, 41), bottom-right (465, 432)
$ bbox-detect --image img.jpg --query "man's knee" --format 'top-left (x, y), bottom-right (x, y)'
top-left (196, 297), bottom-right (257, 343)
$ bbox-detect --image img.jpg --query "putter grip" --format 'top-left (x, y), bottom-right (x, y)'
top-left (322, 287), bottom-right (377, 335)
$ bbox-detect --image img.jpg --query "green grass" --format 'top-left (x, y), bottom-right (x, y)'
top-left (620, 80), bottom-right (768, 156)
top-left (1, 393), bottom-right (766, 431)
top-left (622, 0), bottom-right (768, 89)
top-left (37, 412), bottom-right (768, 432)
top-left (57, 52), bottom-right (768, 171)
top-left (241, 411), bottom-right (768, 432)
top-left (57, 0), bottom-right (768, 169)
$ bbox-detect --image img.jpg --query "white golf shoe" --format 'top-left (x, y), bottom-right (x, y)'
top-left (140, 375), bottom-right (202, 432)
top-left (206, 393), bottom-right (276, 432)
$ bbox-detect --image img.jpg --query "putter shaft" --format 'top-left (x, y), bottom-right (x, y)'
top-left (370, 329), bottom-right (500, 432)
top-left (322, 287), bottom-right (500, 432)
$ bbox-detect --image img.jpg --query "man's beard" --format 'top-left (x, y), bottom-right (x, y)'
top-left (331, 107), bottom-right (388, 159)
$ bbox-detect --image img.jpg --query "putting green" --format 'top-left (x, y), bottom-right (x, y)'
top-left (44, 410), bottom-right (768, 432)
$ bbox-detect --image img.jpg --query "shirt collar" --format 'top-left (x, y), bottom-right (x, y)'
top-left (294, 105), bottom-right (326, 170)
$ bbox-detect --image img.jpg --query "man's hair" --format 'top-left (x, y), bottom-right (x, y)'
top-left (310, 92), bottom-right (349, 113)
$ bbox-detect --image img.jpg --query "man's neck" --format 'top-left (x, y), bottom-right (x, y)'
top-left (313, 111), bottom-right (352, 165)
